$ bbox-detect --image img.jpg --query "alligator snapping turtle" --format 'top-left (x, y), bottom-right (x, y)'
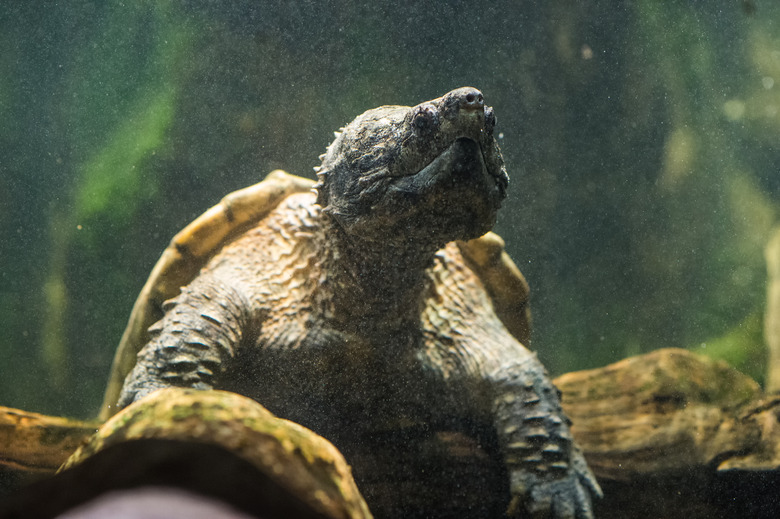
top-left (102, 87), bottom-right (601, 518)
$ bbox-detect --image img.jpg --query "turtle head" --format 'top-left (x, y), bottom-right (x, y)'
top-left (314, 87), bottom-right (508, 248)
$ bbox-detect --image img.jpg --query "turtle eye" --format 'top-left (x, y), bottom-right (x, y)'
top-left (411, 104), bottom-right (439, 135)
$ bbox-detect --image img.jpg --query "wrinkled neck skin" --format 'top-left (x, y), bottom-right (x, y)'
top-left (314, 214), bottom-right (440, 339)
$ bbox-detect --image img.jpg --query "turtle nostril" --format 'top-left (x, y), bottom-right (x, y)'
top-left (441, 87), bottom-right (485, 117)
top-left (461, 89), bottom-right (484, 110)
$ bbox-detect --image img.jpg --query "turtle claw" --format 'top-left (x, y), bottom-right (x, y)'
top-left (507, 481), bottom-right (593, 519)
top-left (507, 460), bottom-right (600, 519)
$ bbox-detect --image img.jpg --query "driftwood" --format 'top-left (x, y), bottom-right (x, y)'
top-left (0, 406), bottom-right (97, 491)
top-left (2, 389), bottom-right (371, 519)
top-left (2, 349), bottom-right (780, 517)
top-left (766, 227), bottom-right (780, 393)
top-left (556, 348), bottom-right (780, 518)
top-left (555, 348), bottom-right (774, 476)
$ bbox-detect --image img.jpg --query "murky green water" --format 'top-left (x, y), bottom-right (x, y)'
top-left (1, 1), bottom-right (777, 423)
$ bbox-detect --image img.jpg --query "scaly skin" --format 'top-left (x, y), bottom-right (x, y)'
top-left (118, 88), bottom-right (601, 518)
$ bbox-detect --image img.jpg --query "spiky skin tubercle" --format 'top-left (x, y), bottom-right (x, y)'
top-left (117, 88), bottom-right (600, 518)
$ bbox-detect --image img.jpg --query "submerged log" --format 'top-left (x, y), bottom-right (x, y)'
top-left (70, 388), bottom-right (371, 519)
top-left (554, 348), bottom-right (780, 518)
top-left (2, 349), bottom-right (779, 518)
top-left (555, 348), bottom-right (766, 478)
top-left (2, 389), bottom-right (370, 519)
top-left (0, 406), bottom-right (97, 493)
top-left (766, 227), bottom-right (780, 393)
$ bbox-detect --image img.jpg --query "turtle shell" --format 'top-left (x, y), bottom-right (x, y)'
top-left (100, 170), bottom-right (531, 419)
top-left (100, 170), bottom-right (314, 419)
top-left (457, 233), bottom-right (531, 346)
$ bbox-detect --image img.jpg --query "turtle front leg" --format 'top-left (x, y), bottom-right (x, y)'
top-left (117, 275), bottom-right (252, 409)
top-left (490, 356), bottom-right (602, 519)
